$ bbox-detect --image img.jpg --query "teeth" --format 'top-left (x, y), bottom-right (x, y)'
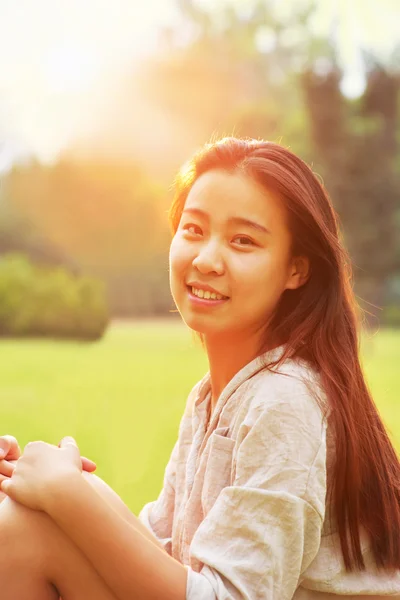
top-left (191, 287), bottom-right (225, 301)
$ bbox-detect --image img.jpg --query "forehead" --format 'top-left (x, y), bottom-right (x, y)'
top-left (184, 169), bottom-right (285, 227)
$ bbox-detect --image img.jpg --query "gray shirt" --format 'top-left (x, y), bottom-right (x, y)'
top-left (139, 345), bottom-right (400, 598)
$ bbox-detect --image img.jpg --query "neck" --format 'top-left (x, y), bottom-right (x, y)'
top-left (204, 329), bottom-right (272, 413)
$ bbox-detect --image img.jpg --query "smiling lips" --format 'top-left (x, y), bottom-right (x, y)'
top-left (187, 283), bottom-right (229, 301)
top-left (191, 286), bottom-right (224, 300)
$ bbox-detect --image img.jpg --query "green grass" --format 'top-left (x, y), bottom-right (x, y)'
top-left (0, 321), bottom-right (398, 514)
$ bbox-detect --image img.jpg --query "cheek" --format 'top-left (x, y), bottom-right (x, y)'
top-left (169, 237), bottom-right (191, 284)
top-left (237, 254), bottom-right (287, 298)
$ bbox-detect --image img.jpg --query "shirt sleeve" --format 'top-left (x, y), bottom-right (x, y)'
top-left (138, 438), bottom-right (179, 555)
top-left (186, 377), bottom-right (328, 600)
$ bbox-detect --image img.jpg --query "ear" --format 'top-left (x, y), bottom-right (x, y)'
top-left (285, 256), bottom-right (310, 291)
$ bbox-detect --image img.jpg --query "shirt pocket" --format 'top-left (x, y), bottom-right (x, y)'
top-left (201, 427), bottom-right (236, 516)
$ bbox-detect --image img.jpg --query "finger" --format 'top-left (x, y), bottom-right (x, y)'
top-left (0, 436), bottom-right (20, 460)
top-left (81, 457), bottom-right (97, 472)
top-left (0, 478), bottom-right (19, 503)
top-left (0, 460), bottom-right (15, 477)
top-left (0, 478), bottom-right (13, 498)
top-left (59, 437), bottom-right (81, 462)
top-left (57, 441), bottom-right (95, 472)
top-left (0, 473), bottom-right (12, 485)
top-left (59, 436), bottom-right (79, 449)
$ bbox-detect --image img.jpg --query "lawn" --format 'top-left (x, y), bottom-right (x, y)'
top-left (0, 320), bottom-right (398, 515)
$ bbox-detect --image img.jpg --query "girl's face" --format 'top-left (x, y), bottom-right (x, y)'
top-left (169, 169), bottom-right (305, 342)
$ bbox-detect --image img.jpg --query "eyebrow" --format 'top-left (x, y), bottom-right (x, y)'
top-left (182, 207), bottom-right (272, 235)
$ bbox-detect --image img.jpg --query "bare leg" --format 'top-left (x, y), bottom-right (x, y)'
top-left (0, 473), bottom-right (145, 600)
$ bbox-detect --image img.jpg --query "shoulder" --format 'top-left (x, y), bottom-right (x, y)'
top-left (243, 357), bottom-right (328, 432)
top-left (233, 357), bottom-right (328, 512)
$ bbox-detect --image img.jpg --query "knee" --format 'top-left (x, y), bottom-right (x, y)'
top-left (1, 496), bottom-right (34, 540)
top-left (0, 497), bottom-right (50, 569)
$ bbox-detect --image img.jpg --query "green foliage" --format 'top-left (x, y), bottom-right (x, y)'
top-left (302, 67), bottom-right (400, 325)
top-left (1, 158), bottom-right (171, 317)
top-left (0, 254), bottom-right (109, 340)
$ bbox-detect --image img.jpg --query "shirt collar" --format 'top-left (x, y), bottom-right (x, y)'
top-left (194, 343), bottom-right (288, 412)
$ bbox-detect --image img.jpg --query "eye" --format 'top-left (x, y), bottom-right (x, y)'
top-left (232, 236), bottom-right (256, 247)
top-left (182, 223), bottom-right (202, 236)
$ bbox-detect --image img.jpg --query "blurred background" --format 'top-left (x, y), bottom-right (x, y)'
top-left (0, 0), bottom-right (399, 513)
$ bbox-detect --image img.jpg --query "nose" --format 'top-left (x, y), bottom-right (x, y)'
top-left (192, 239), bottom-right (225, 276)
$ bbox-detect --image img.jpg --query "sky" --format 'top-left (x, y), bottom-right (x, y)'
top-left (0, 0), bottom-right (398, 169)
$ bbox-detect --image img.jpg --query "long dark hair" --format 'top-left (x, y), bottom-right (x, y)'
top-left (168, 137), bottom-right (400, 572)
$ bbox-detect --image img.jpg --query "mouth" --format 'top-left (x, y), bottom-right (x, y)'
top-left (186, 285), bottom-right (230, 304)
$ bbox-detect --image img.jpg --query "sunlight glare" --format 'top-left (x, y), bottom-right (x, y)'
top-left (43, 44), bottom-right (101, 94)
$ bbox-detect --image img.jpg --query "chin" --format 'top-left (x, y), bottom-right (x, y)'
top-left (182, 314), bottom-right (228, 338)
top-left (182, 316), bottom-right (210, 334)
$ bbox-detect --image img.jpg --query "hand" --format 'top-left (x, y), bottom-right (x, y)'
top-left (0, 434), bottom-right (97, 489)
top-left (0, 437), bottom-right (83, 511)
top-left (0, 435), bottom-right (21, 462)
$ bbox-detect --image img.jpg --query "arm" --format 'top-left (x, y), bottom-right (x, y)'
top-left (48, 416), bottom-right (183, 597)
top-left (46, 472), bottom-right (187, 600)
top-left (83, 472), bottom-right (168, 554)
top-left (44, 390), bottom-right (189, 597)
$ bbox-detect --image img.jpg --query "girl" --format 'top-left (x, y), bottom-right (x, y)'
top-left (0, 137), bottom-right (399, 599)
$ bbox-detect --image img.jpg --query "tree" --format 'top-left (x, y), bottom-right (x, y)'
top-left (303, 66), bottom-right (400, 322)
